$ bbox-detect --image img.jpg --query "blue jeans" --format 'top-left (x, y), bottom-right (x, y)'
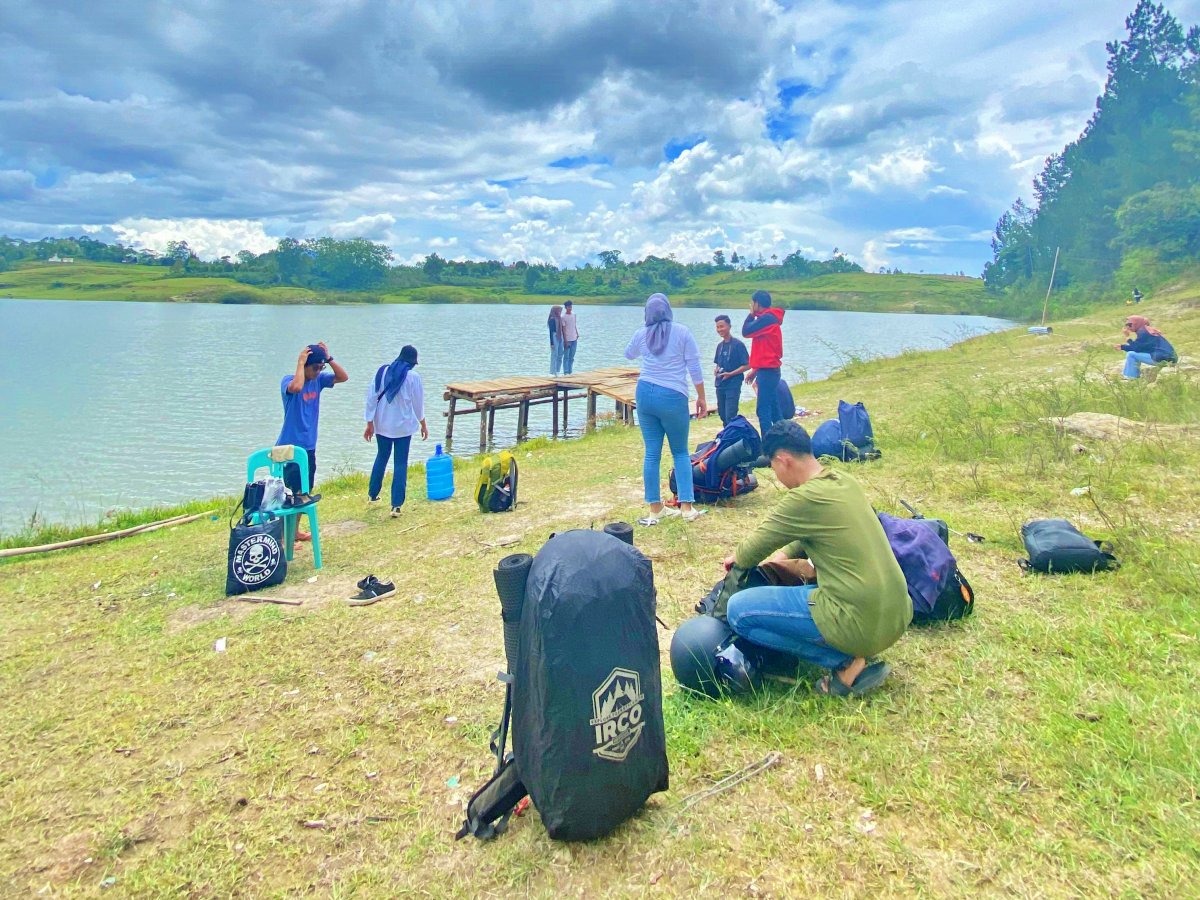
top-left (635, 380), bottom-right (693, 504)
top-left (562, 340), bottom-right (578, 374)
top-left (1123, 351), bottom-right (1155, 379)
top-left (550, 335), bottom-right (563, 375)
top-left (727, 584), bottom-right (854, 671)
top-left (369, 434), bottom-right (412, 507)
top-left (754, 366), bottom-right (781, 437)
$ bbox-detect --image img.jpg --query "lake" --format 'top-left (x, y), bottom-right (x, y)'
top-left (0, 299), bottom-right (1010, 533)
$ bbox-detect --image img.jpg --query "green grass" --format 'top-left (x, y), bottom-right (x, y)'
top-left (3, 261), bottom-right (994, 315)
top-left (1, 278), bottom-right (1198, 895)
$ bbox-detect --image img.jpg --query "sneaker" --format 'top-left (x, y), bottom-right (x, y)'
top-left (659, 505), bottom-right (682, 518)
top-left (637, 516), bottom-right (660, 527)
top-left (368, 496), bottom-right (380, 503)
top-left (682, 507), bottom-right (707, 522)
top-left (356, 574), bottom-right (380, 591)
top-left (348, 579), bottom-right (396, 606)
top-left (390, 506), bottom-right (402, 518)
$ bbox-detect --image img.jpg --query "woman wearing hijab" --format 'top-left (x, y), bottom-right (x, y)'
top-left (625, 293), bottom-right (708, 524)
top-left (364, 345), bottom-right (428, 516)
top-left (548, 305), bottom-right (565, 375)
top-left (1116, 315), bottom-right (1177, 378)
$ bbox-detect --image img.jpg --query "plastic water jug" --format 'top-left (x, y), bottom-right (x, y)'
top-left (426, 444), bottom-right (454, 501)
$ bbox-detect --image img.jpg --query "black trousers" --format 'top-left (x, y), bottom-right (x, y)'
top-left (283, 449), bottom-right (317, 494)
top-left (716, 378), bottom-right (743, 425)
top-left (754, 367), bottom-right (781, 437)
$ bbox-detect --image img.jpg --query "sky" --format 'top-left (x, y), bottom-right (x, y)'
top-left (2, 0), bottom-right (1198, 275)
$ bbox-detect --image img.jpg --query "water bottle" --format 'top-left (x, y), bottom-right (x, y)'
top-left (425, 444), bottom-right (454, 501)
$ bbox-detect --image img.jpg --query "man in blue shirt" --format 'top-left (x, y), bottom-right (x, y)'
top-left (278, 343), bottom-right (348, 517)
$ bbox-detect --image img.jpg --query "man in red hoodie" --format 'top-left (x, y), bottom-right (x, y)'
top-left (742, 290), bottom-right (785, 440)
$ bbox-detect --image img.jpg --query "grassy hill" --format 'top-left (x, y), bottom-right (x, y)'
top-left (1, 275), bottom-right (1197, 894)
top-left (2, 261), bottom-right (995, 315)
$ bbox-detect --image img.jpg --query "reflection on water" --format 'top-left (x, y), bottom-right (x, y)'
top-left (0, 299), bottom-right (1009, 531)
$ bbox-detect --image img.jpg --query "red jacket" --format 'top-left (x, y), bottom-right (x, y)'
top-left (742, 307), bottom-right (784, 368)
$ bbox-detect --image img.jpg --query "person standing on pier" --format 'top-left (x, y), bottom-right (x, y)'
top-left (625, 293), bottom-right (708, 525)
top-left (742, 290), bottom-right (785, 438)
top-left (713, 314), bottom-right (749, 425)
top-left (548, 305), bottom-right (566, 375)
top-left (561, 300), bottom-right (580, 374)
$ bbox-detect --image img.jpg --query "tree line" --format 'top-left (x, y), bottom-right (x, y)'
top-left (983, 1), bottom-right (1200, 316)
top-left (0, 231), bottom-right (862, 297)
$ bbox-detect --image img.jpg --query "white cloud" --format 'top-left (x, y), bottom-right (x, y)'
top-left (110, 217), bottom-right (277, 258)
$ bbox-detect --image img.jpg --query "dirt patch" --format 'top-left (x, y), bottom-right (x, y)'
top-left (323, 519), bottom-right (369, 538)
top-left (28, 829), bottom-right (97, 885)
top-left (165, 600), bottom-right (254, 634)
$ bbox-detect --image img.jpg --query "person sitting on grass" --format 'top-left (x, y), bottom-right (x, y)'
top-left (279, 342), bottom-right (348, 542)
top-left (1116, 315), bottom-right (1176, 379)
top-left (720, 420), bottom-right (910, 696)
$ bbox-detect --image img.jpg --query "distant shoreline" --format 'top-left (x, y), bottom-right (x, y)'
top-left (0, 260), bottom-right (1001, 317)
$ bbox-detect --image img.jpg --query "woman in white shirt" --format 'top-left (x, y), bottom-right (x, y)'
top-left (364, 345), bottom-right (428, 516)
top-left (624, 294), bottom-right (708, 525)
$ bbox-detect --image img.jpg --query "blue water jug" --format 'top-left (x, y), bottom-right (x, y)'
top-left (426, 444), bottom-right (454, 501)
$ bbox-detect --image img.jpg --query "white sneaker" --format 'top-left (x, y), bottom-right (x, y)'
top-left (682, 507), bottom-right (707, 522)
top-left (659, 505), bottom-right (682, 518)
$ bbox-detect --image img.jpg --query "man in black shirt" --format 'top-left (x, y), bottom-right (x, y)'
top-left (713, 315), bottom-right (750, 425)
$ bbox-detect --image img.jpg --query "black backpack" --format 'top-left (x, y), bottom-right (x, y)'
top-left (1019, 519), bottom-right (1119, 574)
top-left (459, 531), bottom-right (669, 842)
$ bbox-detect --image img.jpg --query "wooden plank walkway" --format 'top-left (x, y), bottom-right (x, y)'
top-left (443, 366), bottom-right (641, 450)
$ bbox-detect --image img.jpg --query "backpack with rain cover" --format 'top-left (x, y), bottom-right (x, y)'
top-left (876, 512), bottom-right (975, 624)
top-left (811, 401), bottom-right (882, 462)
top-left (475, 451), bottom-right (519, 513)
top-left (669, 414), bottom-right (761, 504)
top-left (458, 530), bottom-right (668, 842)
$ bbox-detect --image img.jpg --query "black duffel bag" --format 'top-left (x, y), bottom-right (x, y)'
top-left (1019, 519), bottom-right (1119, 574)
top-left (226, 513), bottom-right (288, 595)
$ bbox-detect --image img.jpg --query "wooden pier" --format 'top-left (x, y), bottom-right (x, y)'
top-left (443, 366), bottom-right (640, 451)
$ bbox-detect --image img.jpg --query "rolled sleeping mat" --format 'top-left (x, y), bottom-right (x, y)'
top-left (602, 521), bottom-right (635, 545)
top-left (713, 437), bottom-right (755, 473)
top-left (493, 553), bottom-right (534, 675)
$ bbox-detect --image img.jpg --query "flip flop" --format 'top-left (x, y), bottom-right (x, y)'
top-left (817, 661), bottom-right (891, 698)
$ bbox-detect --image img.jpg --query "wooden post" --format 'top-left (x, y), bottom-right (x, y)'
top-left (446, 396), bottom-right (457, 444)
top-left (479, 402), bottom-right (489, 452)
top-left (552, 388), bottom-right (560, 437)
top-left (487, 406), bottom-right (496, 443)
top-left (563, 391), bottom-right (570, 429)
top-left (517, 399), bottom-right (530, 441)
top-left (586, 389), bottom-right (597, 432)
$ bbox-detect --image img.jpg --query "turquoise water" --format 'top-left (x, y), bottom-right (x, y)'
top-left (0, 299), bottom-right (1010, 532)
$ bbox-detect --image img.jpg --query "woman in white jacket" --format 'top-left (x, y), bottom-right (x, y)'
top-left (364, 345), bottom-right (428, 516)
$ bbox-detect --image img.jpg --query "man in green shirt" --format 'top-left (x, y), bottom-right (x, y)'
top-left (721, 421), bottom-right (910, 696)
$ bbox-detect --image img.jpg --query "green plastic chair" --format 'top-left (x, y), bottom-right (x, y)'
top-left (246, 446), bottom-right (322, 569)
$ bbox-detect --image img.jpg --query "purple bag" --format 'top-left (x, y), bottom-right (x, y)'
top-left (876, 512), bottom-right (956, 618)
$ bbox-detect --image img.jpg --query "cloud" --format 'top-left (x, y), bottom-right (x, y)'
top-left (0, 0), bottom-right (1174, 276)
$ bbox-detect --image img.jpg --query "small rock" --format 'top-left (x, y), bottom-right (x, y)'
top-left (314, 783), bottom-right (328, 793)
top-left (307, 576), bottom-right (318, 584)
top-left (92, 581), bottom-right (102, 591)
top-left (366, 771), bottom-right (379, 779)
top-left (814, 763), bottom-right (825, 783)
top-left (1070, 486), bottom-right (1090, 496)
top-left (444, 716), bottom-right (458, 724)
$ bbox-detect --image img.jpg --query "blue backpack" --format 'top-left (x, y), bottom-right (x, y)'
top-left (810, 400), bottom-right (880, 462)
top-left (669, 415), bottom-right (761, 503)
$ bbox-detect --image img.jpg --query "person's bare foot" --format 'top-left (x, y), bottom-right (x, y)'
top-left (295, 530), bottom-right (312, 542)
top-left (835, 656), bottom-right (867, 689)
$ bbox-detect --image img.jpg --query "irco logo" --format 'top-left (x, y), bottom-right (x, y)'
top-left (232, 533), bottom-right (282, 586)
top-left (589, 667), bottom-right (645, 762)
